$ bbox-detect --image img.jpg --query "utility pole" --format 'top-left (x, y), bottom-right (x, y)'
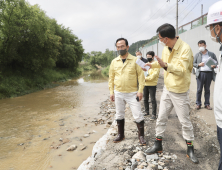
top-left (201, 4), bottom-right (203, 25)
top-left (167, 0), bottom-right (179, 35)
top-left (201, 4), bottom-right (203, 16)
top-left (176, 0), bottom-right (178, 36)
top-left (157, 39), bottom-right (158, 56)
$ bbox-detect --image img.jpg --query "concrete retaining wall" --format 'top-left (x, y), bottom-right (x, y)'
top-left (141, 25), bottom-right (221, 58)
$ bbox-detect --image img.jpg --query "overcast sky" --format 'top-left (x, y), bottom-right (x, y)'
top-left (27, 0), bottom-right (220, 53)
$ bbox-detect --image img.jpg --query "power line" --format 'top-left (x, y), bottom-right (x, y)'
top-left (128, 1), bottom-right (190, 39)
top-left (178, 0), bottom-right (194, 17)
top-left (179, 0), bottom-right (202, 24)
top-left (129, 4), bottom-right (177, 39)
top-left (127, 2), bottom-right (167, 38)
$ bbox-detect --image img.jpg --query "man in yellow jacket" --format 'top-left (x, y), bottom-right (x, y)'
top-left (143, 51), bottom-right (160, 121)
top-left (144, 23), bottom-right (199, 164)
top-left (109, 38), bottom-right (146, 145)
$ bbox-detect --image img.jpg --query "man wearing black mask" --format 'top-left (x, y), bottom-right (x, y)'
top-left (109, 38), bottom-right (146, 145)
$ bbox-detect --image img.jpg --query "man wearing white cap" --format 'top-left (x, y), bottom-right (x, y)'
top-left (206, 1), bottom-right (222, 169)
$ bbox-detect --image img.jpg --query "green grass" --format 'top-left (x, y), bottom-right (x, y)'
top-left (79, 63), bottom-right (94, 71)
top-left (101, 65), bottom-right (110, 77)
top-left (0, 68), bottom-right (82, 99)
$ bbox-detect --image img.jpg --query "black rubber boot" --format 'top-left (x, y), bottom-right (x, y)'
top-left (186, 141), bottom-right (199, 164)
top-left (145, 137), bottom-right (163, 154)
top-left (113, 119), bottom-right (125, 143)
top-left (136, 120), bottom-right (146, 145)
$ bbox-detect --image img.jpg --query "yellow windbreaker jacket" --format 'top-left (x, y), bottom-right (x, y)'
top-left (109, 53), bottom-right (145, 95)
top-left (145, 61), bottom-right (160, 86)
top-left (151, 37), bottom-right (193, 93)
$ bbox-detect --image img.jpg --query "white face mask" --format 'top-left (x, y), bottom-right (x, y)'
top-left (209, 25), bottom-right (222, 43)
top-left (137, 55), bottom-right (142, 59)
top-left (210, 35), bottom-right (217, 42)
top-left (159, 37), bottom-right (167, 47)
top-left (159, 41), bottom-right (166, 47)
top-left (199, 46), bottom-right (205, 52)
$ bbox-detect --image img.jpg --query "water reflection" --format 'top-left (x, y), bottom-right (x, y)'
top-left (0, 70), bottom-right (109, 170)
top-left (60, 70), bottom-right (107, 87)
top-left (82, 70), bottom-right (107, 83)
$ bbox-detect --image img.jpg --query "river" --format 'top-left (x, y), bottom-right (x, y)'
top-left (0, 70), bottom-right (109, 170)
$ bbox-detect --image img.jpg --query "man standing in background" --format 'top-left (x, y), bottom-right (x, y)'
top-left (135, 50), bottom-right (148, 63)
top-left (206, 2), bottom-right (222, 169)
top-left (109, 38), bottom-right (146, 145)
top-left (143, 51), bottom-right (160, 120)
top-left (193, 40), bottom-right (217, 110)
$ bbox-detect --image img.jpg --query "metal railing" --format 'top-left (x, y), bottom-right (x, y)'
top-left (139, 13), bottom-right (208, 50)
top-left (179, 13), bottom-right (208, 34)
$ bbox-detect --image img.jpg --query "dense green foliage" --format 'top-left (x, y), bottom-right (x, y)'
top-left (101, 65), bottom-right (110, 77)
top-left (84, 49), bottom-right (116, 69)
top-left (128, 40), bottom-right (149, 55)
top-left (82, 49), bottom-right (116, 77)
top-left (128, 35), bottom-right (158, 55)
top-left (0, 0), bottom-right (84, 98)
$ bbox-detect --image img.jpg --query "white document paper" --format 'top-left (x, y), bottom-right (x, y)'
top-left (136, 59), bottom-right (150, 71)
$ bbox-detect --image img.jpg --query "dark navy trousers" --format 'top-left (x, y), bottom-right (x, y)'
top-left (196, 71), bottom-right (213, 106)
top-left (143, 86), bottom-right (157, 115)
top-left (217, 126), bottom-right (222, 170)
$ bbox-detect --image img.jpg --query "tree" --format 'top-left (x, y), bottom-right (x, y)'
top-left (0, 0), bottom-right (61, 72)
top-left (54, 22), bottom-right (84, 70)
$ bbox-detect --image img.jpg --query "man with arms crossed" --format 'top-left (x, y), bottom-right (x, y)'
top-left (144, 23), bottom-right (199, 164)
top-left (109, 38), bottom-right (146, 145)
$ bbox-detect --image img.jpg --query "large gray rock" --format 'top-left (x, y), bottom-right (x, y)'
top-left (83, 134), bottom-right (90, 138)
top-left (172, 154), bottom-right (177, 159)
top-left (158, 165), bottom-right (163, 169)
top-left (147, 164), bottom-right (158, 170)
top-left (132, 151), bottom-right (146, 161)
top-left (131, 162), bottom-right (138, 170)
top-left (146, 153), bottom-right (159, 161)
top-left (66, 145), bottom-right (77, 151)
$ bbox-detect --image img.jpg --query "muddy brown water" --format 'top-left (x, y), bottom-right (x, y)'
top-left (0, 70), bottom-right (109, 170)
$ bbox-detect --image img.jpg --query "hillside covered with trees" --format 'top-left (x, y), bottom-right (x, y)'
top-left (128, 35), bottom-right (158, 55)
top-left (0, 0), bottom-right (84, 98)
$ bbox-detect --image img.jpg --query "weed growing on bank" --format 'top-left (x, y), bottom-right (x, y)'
top-left (0, 68), bottom-right (82, 99)
top-left (102, 66), bottom-right (110, 77)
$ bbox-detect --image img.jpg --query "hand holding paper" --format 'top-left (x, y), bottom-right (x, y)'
top-left (136, 59), bottom-right (150, 71)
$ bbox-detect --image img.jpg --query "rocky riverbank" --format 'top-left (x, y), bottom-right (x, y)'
top-left (78, 75), bottom-right (220, 170)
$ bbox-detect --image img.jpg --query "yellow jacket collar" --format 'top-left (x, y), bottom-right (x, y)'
top-left (172, 37), bottom-right (182, 51)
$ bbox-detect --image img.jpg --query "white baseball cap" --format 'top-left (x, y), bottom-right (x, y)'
top-left (207, 1), bottom-right (222, 26)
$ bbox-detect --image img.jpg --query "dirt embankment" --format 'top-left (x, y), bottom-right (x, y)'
top-left (79, 75), bottom-right (219, 170)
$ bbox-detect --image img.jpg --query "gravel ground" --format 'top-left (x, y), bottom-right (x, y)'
top-left (82, 75), bottom-right (220, 170)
